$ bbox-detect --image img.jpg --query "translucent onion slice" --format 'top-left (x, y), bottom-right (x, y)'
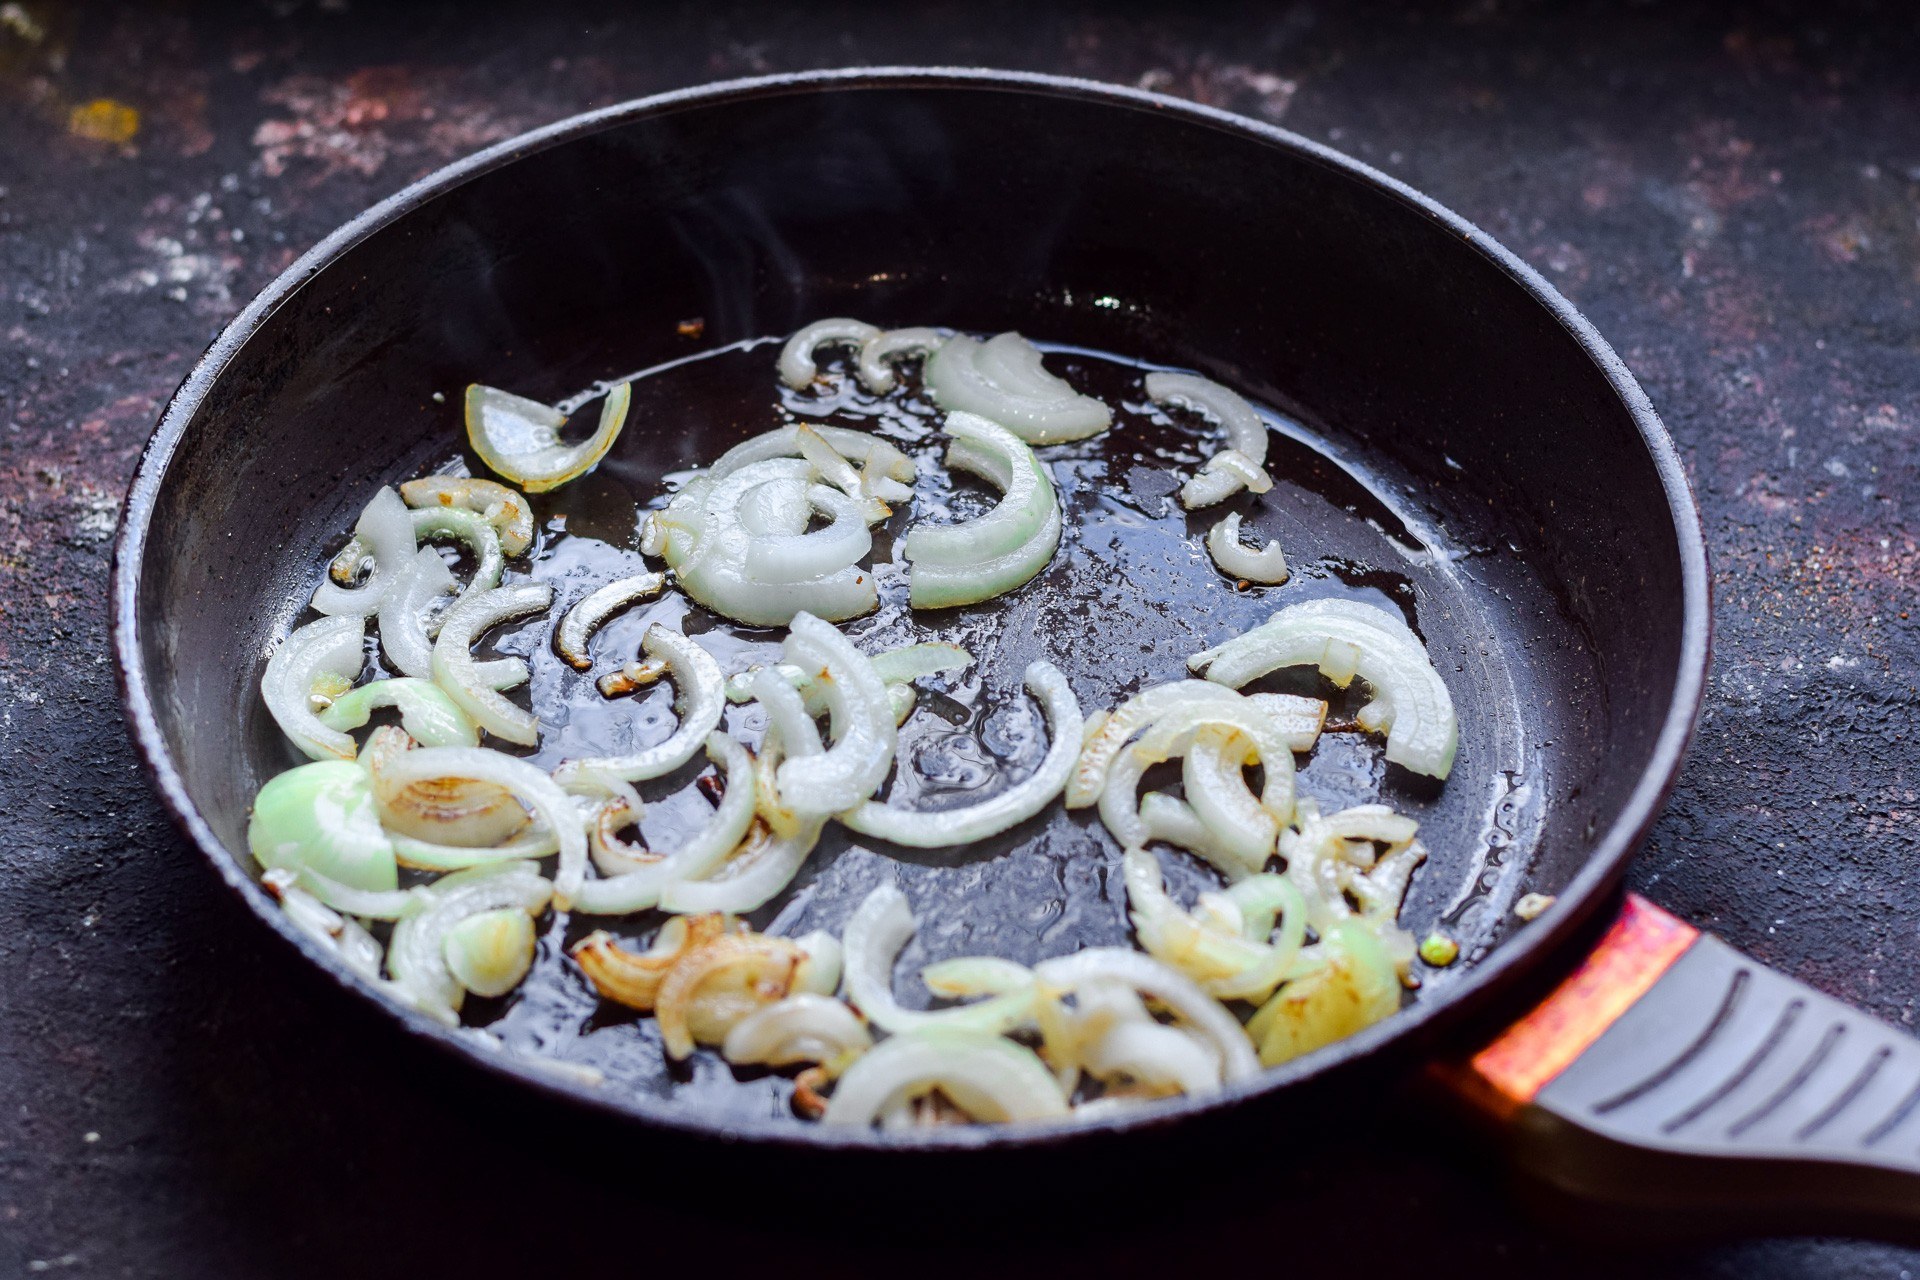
top-left (1123, 847), bottom-right (1307, 1003)
top-left (431, 583), bottom-right (552, 746)
top-left (366, 733), bottom-right (529, 848)
top-left (400, 475), bottom-right (534, 556)
top-left (842, 661), bottom-right (1080, 848)
top-left (1030, 948), bottom-right (1259, 1081)
top-left (1071, 681), bottom-right (1312, 809)
top-left (318, 677), bottom-right (478, 748)
top-left (377, 547), bottom-right (456, 679)
top-left (1077, 1006), bottom-right (1225, 1096)
top-left (571, 914), bottom-right (734, 1011)
top-left (1280, 798), bottom-right (1427, 975)
top-left (736, 476), bottom-right (812, 537)
top-left (554, 573), bottom-right (666, 670)
top-left (1206, 512), bottom-right (1289, 584)
top-left (743, 484), bottom-right (873, 583)
top-left (708, 425), bottom-right (917, 488)
top-left (656, 817), bottom-right (824, 914)
top-left (779, 318), bottom-right (881, 389)
top-left (921, 956), bottom-right (1035, 998)
top-left (569, 734), bottom-right (758, 916)
top-left (331, 506), bottom-right (505, 611)
top-left (727, 642), bottom-right (972, 720)
top-left (262, 615), bottom-right (366, 760)
top-left (857, 327), bottom-right (945, 394)
top-left (1137, 792), bottom-right (1246, 879)
top-left (841, 884), bottom-right (1035, 1036)
top-left (248, 759), bottom-right (399, 905)
top-left (1246, 921), bottom-right (1402, 1068)
top-left (926, 332), bottom-right (1111, 444)
top-left (390, 825), bottom-right (560, 872)
top-left (906, 413), bottom-right (1054, 566)
top-left (823, 1028), bottom-right (1068, 1126)
top-left (388, 861), bottom-right (552, 1024)
top-left (312, 488), bottom-right (416, 617)
top-left (1145, 372), bottom-right (1275, 509)
top-left (377, 746), bottom-right (588, 905)
top-left (669, 459), bottom-right (880, 626)
top-left (262, 869), bottom-right (384, 978)
top-left (654, 931), bottom-right (808, 1060)
top-left (722, 993), bottom-right (872, 1067)
top-left (465, 382), bottom-right (631, 493)
top-left (562, 623), bottom-right (724, 783)
top-left (443, 907), bottom-right (538, 998)
top-left (1189, 597), bottom-right (1458, 779)
top-left (792, 426), bottom-right (895, 521)
top-left (1180, 724), bottom-right (1278, 869)
top-left (774, 613), bottom-right (897, 816)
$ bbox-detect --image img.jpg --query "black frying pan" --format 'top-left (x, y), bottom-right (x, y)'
top-left (110, 69), bottom-right (1920, 1239)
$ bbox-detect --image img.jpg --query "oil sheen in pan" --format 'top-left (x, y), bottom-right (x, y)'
top-left (361, 338), bottom-right (1545, 1120)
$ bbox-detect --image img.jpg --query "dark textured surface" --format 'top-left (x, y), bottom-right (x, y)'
top-left (3, 2), bottom-right (1916, 1276)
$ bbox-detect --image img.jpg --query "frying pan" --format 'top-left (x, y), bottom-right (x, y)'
top-left (109, 69), bottom-right (1920, 1239)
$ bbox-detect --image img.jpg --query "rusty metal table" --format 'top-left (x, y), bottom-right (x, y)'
top-left (4, 3), bottom-right (1917, 1275)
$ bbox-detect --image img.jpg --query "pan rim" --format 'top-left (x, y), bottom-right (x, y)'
top-left (110, 65), bottom-right (1711, 1153)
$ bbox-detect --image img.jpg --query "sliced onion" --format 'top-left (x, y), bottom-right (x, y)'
top-left (1145, 372), bottom-right (1274, 509)
top-left (1123, 847), bottom-right (1306, 1003)
top-left (926, 332), bottom-right (1111, 444)
top-left (1189, 597), bottom-right (1458, 778)
top-left (823, 1028), bottom-right (1068, 1126)
top-left (377, 547), bottom-right (456, 679)
top-left (1280, 798), bottom-right (1427, 975)
top-left (774, 612), bottom-right (896, 816)
top-left (737, 476), bottom-right (812, 537)
top-left (744, 484), bottom-right (873, 583)
top-left (1137, 792), bottom-right (1246, 880)
top-left (248, 759), bottom-right (399, 905)
top-left (722, 993), bottom-right (872, 1067)
top-left (779, 318), bottom-right (880, 389)
top-left (1071, 681), bottom-right (1247, 809)
top-left (841, 883), bottom-right (1035, 1036)
top-left (1073, 996), bottom-right (1225, 1097)
top-left (906, 415), bottom-right (1062, 610)
top-left (390, 826), bottom-right (559, 872)
top-left (562, 623), bottom-right (724, 783)
top-left (377, 745), bottom-right (588, 905)
top-left (431, 583), bottom-right (551, 746)
top-left (318, 677), bottom-right (478, 748)
top-left (571, 914), bottom-right (734, 1011)
top-left (1246, 692), bottom-right (1328, 751)
top-left (443, 907), bottom-right (538, 998)
top-left (1206, 512), bottom-right (1289, 584)
top-left (654, 931), bottom-right (807, 1060)
top-left (465, 382), bottom-right (630, 493)
top-left (388, 861), bottom-right (552, 1024)
top-left (792, 425), bottom-right (895, 521)
top-left (333, 506), bottom-right (505, 614)
top-left (367, 734), bottom-right (528, 848)
top-left (554, 573), bottom-right (666, 670)
top-left (262, 869), bottom-right (384, 978)
top-left (1245, 921), bottom-right (1402, 1068)
top-left (312, 487), bottom-right (416, 617)
top-left (921, 956), bottom-right (1034, 998)
top-left (400, 475), bottom-right (535, 556)
top-left (1180, 724), bottom-right (1278, 869)
top-left (656, 817), bottom-right (823, 914)
top-left (857, 327), bottom-right (945, 394)
top-left (669, 459), bottom-right (879, 626)
top-left (708, 425), bottom-right (917, 488)
top-left (569, 734), bottom-right (758, 916)
top-left (1030, 948), bottom-right (1258, 1081)
top-left (262, 614), bottom-right (366, 761)
top-left (842, 661), bottom-right (1080, 848)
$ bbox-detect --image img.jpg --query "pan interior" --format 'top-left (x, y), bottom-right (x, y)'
top-left (128, 78), bottom-right (1691, 1137)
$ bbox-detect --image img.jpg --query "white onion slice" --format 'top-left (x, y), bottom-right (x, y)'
top-left (569, 734), bottom-right (758, 916)
top-left (400, 475), bottom-right (534, 556)
top-left (779, 318), bottom-right (881, 389)
top-left (390, 826), bottom-right (560, 872)
top-left (1074, 685), bottom-right (1325, 810)
top-left (773, 613), bottom-right (897, 816)
top-left (248, 759), bottom-right (399, 908)
top-left (1280, 798), bottom-right (1427, 968)
top-left (906, 413), bottom-right (1053, 564)
top-left (744, 484), bottom-right (873, 583)
top-left (1123, 847), bottom-right (1306, 1003)
top-left (317, 677), bottom-right (478, 748)
top-left (554, 573), bottom-right (666, 670)
top-left (751, 665), bottom-right (825, 759)
top-left (1136, 792), bottom-right (1247, 880)
top-left (921, 956), bottom-right (1035, 998)
top-left (722, 993), bottom-right (872, 1067)
top-left (443, 907), bottom-right (538, 998)
top-left (857, 327), bottom-right (945, 393)
top-left (1206, 512), bottom-right (1289, 584)
top-left (431, 583), bottom-right (552, 746)
top-left (791, 425), bottom-right (893, 522)
top-left (926, 333), bottom-right (1111, 444)
top-left (708, 425), bottom-right (917, 488)
top-left (841, 884), bottom-right (1035, 1036)
top-left (388, 861), bottom-right (552, 1024)
top-left (312, 487), bottom-right (416, 617)
top-left (1030, 948), bottom-right (1258, 1081)
top-left (656, 817), bottom-right (824, 915)
top-left (377, 547), bottom-right (456, 679)
top-left (823, 1028), bottom-right (1068, 1126)
top-left (262, 615), bottom-right (366, 760)
top-left (412, 507), bottom-right (505, 608)
top-left (1145, 372), bottom-right (1274, 509)
top-left (1189, 597), bottom-right (1458, 779)
top-left (562, 623), bottom-right (724, 783)
top-left (1180, 724), bottom-right (1278, 869)
top-left (737, 476), bottom-right (812, 537)
top-left (377, 746), bottom-right (587, 906)
top-left (842, 661), bottom-right (1080, 848)
top-left (1080, 1013), bottom-right (1225, 1096)
top-left (465, 382), bottom-right (630, 493)
top-left (262, 870), bottom-right (385, 979)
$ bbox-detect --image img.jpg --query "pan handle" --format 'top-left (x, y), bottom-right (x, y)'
top-left (1439, 895), bottom-right (1920, 1241)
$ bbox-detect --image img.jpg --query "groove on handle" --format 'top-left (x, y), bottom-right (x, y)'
top-left (1447, 895), bottom-right (1920, 1241)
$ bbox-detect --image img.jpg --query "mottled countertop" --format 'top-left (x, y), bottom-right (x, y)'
top-left (3, 3), bottom-right (1918, 1276)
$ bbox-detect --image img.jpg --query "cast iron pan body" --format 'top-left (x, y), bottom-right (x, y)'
top-left (112, 71), bottom-right (1708, 1160)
